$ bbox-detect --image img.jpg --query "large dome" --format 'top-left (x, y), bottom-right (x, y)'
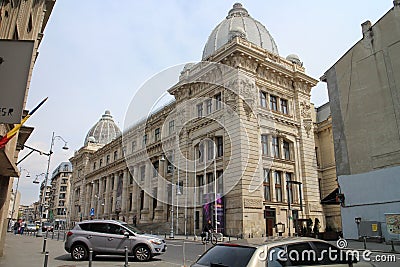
top-left (202, 3), bottom-right (279, 60)
top-left (84, 110), bottom-right (121, 146)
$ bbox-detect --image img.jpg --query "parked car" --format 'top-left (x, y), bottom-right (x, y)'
top-left (64, 220), bottom-right (166, 261)
top-left (191, 237), bottom-right (376, 267)
top-left (26, 223), bottom-right (37, 232)
top-left (42, 222), bottom-right (54, 232)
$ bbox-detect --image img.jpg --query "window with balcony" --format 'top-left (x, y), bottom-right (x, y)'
top-left (215, 93), bottom-right (222, 110)
top-left (281, 99), bottom-right (288, 114)
top-left (283, 140), bottom-right (290, 160)
top-left (197, 103), bottom-right (203, 118)
top-left (155, 128), bottom-right (160, 142)
top-left (261, 134), bottom-right (269, 155)
top-left (260, 91), bottom-right (267, 108)
top-left (206, 99), bottom-right (212, 114)
top-left (272, 136), bottom-right (280, 158)
top-left (274, 171), bottom-right (282, 202)
top-left (264, 169), bottom-right (271, 201)
top-left (169, 120), bottom-right (175, 135)
top-left (216, 136), bottom-right (223, 157)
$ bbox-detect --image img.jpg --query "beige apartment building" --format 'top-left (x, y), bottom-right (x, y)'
top-left (70, 3), bottom-right (332, 237)
top-left (0, 0), bottom-right (55, 256)
top-left (49, 162), bottom-right (72, 229)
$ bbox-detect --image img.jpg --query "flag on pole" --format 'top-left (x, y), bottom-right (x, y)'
top-left (0, 97), bottom-right (48, 149)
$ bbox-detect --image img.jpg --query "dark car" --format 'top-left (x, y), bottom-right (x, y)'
top-left (42, 222), bottom-right (54, 232)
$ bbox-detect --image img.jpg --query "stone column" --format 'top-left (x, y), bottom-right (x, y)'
top-left (121, 168), bottom-right (128, 218)
top-left (154, 157), bottom-right (165, 222)
top-left (140, 163), bottom-right (150, 223)
top-left (112, 173), bottom-right (118, 215)
top-left (98, 178), bottom-right (103, 218)
top-left (104, 175), bottom-right (110, 217)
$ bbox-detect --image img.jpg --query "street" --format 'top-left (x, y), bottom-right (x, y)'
top-left (1, 232), bottom-right (399, 266)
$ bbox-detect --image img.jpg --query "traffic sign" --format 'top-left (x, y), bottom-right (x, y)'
top-left (90, 208), bottom-right (95, 216)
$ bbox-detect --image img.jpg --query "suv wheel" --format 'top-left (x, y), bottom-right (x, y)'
top-left (71, 244), bottom-right (88, 261)
top-left (134, 245), bottom-right (151, 261)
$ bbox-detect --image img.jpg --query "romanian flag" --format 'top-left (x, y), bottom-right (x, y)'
top-left (0, 97), bottom-right (48, 149)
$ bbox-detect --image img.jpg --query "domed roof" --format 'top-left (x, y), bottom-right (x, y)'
top-left (84, 110), bottom-right (121, 146)
top-left (202, 3), bottom-right (279, 60)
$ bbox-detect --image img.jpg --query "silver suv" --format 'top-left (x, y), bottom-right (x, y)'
top-left (64, 220), bottom-right (166, 261)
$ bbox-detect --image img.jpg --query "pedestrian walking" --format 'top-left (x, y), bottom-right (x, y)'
top-left (20, 220), bottom-right (26, 235)
top-left (13, 220), bottom-right (20, 235)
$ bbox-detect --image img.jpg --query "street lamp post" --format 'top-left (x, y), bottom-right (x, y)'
top-left (36, 132), bottom-right (68, 237)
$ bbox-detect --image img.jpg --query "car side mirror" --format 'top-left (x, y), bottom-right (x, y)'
top-left (124, 231), bottom-right (130, 238)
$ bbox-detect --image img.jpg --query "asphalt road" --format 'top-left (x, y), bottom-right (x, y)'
top-left (1, 232), bottom-right (399, 267)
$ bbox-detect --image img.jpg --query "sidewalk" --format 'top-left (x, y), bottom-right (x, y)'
top-left (0, 232), bottom-right (74, 267)
top-left (327, 239), bottom-right (400, 254)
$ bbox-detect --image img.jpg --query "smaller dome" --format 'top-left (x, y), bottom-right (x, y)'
top-left (286, 54), bottom-right (302, 66)
top-left (87, 136), bottom-right (97, 143)
top-left (84, 110), bottom-right (121, 146)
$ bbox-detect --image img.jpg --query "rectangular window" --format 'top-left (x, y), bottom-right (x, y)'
top-left (207, 173), bottom-right (214, 193)
top-left (106, 155), bottom-right (110, 164)
top-left (281, 99), bottom-right (288, 114)
top-left (99, 159), bottom-right (103, 167)
top-left (217, 136), bottom-right (223, 157)
top-left (197, 103), bottom-right (203, 118)
top-left (264, 169), bottom-right (271, 201)
top-left (155, 128), bottom-right (160, 142)
top-left (197, 175), bottom-right (204, 203)
top-left (207, 140), bottom-right (214, 160)
top-left (169, 120), bottom-right (175, 135)
top-left (261, 134), bottom-right (269, 155)
top-left (153, 161), bottom-right (159, 177)
top-left (315, 147), bottom-right (320, 167)
top-left (260, 91), bottom-right (267, 108)
top-left (93, 162), bottom-right (96, 170)
top-left (111, 176), bottom-right (115, 190)
top-left (129, 172), bottom-right (134, 184)
top-left (215, 93), bottom-right (222, 110)
top-left (270, 95), bottom-right (278, 111)
top-left (114, 151), bottom-right (118, 160)
top-left (206, 99), bottom-right (212, 114)
top-left (272, 136), bottom-right (280, 158)
top-left (143, 134), bottom-right (147, 148)
top-left (140, 166), bottom-right (145, 181)
top-left (217, 170), bottom-right (223, 194)
top-left (274, 171), bottom-right (282, 202)
top-left (283, 140), bottom-right (290, 160)
top-left (199, 143), bottom-right (204, 162)
top-left (131, 141), bottom-right (136, 153)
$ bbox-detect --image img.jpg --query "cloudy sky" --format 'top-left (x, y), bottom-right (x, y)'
top-left (16, 0), bottom-right (393, 205)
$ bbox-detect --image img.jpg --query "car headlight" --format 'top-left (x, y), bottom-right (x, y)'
top-left (149, 239), bottom-right (162, 245)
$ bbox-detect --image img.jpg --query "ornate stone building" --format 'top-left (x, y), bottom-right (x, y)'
top-left (70, 3), bottom-right (326, 237)
top-left (0, 0), bottom-right (55, 256)
top-left (49, 162), bottom-right (72, 229)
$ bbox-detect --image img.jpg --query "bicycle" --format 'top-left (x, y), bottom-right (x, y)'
top-left (201, 231), bottom-right (220, 245)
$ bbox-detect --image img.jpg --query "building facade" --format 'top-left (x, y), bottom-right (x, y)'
top-left (6, 189), bottom-right (20, 221)
top-left (0, 0), bottom-right (55, 256)
top-left (70, 3), bottom-right (326, 237)
top-left (49, 162), bottom-right (72, 229)
top-left (322, 1), bottom-right (400, 240)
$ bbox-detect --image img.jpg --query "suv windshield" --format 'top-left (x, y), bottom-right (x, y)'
top-left (196, 244), bottom-right (256, 267)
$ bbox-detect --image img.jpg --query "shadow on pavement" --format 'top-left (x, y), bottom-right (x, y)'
top-left (54, 254), bottom-right (163, 263)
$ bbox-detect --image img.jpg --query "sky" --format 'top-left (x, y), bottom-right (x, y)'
top-left (15, 0), bottom-right (394, 205)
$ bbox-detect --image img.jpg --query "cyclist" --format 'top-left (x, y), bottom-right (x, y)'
top-left (203, 220), bottom-right (214, 241)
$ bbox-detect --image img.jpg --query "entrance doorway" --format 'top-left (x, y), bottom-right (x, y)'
top-left (264, 207), bottom-right (276, 237)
